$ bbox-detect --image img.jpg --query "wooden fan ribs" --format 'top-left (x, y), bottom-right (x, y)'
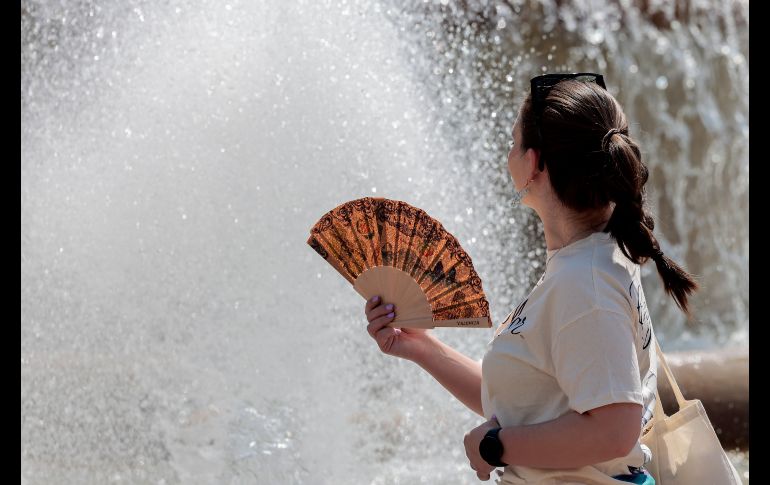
top-left (309, 199), bottom-right (379, 281)
top-left (374, 199), bottom-right (398, 267)
top-left (348, 198), bottom-right (381, 268)
top-left (407, 210), bottom-right (443, 278)
top-left (397, 204), bottom-right (420, 273)
top-left (320, 220), bottom-right (362, 276)
top-left (307, 196), bottom-right (491, 327)
top-left (433, 295), bottom-right (489, 320)
top-left (307, 219), bottom-right (358, 284)
top-left (331, 205), bottom-right (369, 273)
top-left (393, 203), bottom-right (403, 270)
top-left (414, 231), bottom-right (451, 287)
top-left (404, 213), bottom-right (435, 277)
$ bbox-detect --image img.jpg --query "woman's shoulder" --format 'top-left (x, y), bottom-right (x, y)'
top-left (546, 233), bottom-right (638, 312)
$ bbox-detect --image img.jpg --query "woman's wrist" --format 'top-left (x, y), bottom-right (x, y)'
top-left (497, 426), bottom-right (518, 467)
top-left (409, 332), bottom-right (441, 364)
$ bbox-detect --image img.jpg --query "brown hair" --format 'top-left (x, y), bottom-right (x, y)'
top-left (520, 79), bottom-right (698, 315)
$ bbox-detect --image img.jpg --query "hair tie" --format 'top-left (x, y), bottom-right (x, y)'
top-left (652, 248), bottom-right (665, 260)
top-left (602, 127), bottom-right (626, 152)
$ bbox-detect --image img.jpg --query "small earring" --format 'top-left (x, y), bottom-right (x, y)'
top-left (511, 177), bottom-right (533, 207)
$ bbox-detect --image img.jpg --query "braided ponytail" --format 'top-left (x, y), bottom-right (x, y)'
top-left (603, 129), bottom-right (699, 316)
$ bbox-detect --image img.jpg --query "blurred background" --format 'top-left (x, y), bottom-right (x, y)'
top-left (21, 0), bottom-right (748, 483)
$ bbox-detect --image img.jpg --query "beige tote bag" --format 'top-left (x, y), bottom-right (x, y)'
top-left (641, 338), bottom-right (743, 484)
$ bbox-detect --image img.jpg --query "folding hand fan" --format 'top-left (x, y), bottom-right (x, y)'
top-left (307, 197), bottom-right (492, 329)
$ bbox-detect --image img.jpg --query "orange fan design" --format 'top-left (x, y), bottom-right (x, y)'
top-left (307, 197), bottom-right (491, 328)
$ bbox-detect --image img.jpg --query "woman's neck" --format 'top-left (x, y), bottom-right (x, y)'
top-left (539, 204), bottom-right (612, 251)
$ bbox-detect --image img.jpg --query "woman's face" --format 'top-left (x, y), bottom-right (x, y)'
top-left (507, 118), bottom-right (529, 191)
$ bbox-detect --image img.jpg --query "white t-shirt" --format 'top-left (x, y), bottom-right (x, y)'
top-left (481, 231), bottom-right (657, 484)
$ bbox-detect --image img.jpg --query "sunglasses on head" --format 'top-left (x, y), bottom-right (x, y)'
top-left (529, 73), bottom-right (607, 165)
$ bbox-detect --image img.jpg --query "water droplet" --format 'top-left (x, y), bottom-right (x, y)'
top-left (655, 76), bottom-right (668, 90)
top-left (629, 64), bottom-right (638, 74)
top-left (371, 186), bottom-right (377, 193)
top-left (587, 29), bottom-right (604, 44)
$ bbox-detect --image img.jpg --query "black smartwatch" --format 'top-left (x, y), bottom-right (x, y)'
top-left (479, 427), bottom-right (508, 467)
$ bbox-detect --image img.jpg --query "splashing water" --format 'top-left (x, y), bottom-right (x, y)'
top-left (22, 0), bottom-right (748, 483)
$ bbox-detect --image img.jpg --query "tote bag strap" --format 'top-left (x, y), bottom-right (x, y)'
top-left (653, 334), bottom-right (687, 413)
top-left (645, 334), bottom-right (687, 430)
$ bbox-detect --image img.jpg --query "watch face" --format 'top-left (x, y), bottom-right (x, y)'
top-left (480, 435), bottom-right (502, 457)
top-left (480, 429), bottom-right (505, 467)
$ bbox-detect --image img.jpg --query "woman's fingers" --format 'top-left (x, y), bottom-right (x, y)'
top-left (366, 312), bottom-right (397, 340)
top-left (367, 303), bottom-right (395, 323)
top-left (364, 296), bottom-right (395, 323)
top-left (364, 295), bottom-right (381, 313)
top-left (364, 295), bottom-right (399, 351)
top-left (384, 334), bottom-right (395, 351)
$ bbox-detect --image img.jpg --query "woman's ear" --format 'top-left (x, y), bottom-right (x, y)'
top-left (524, 147), bottom-right (542, 178)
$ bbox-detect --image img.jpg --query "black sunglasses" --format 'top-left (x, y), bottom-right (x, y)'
top-left (530, 73), bottom-right (607, 167)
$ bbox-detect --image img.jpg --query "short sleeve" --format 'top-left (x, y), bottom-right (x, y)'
top-left (551, 308), bottom-right (643, 414)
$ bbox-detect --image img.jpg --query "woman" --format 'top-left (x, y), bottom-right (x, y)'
top-left (363, 73), bottom-right (698, 484)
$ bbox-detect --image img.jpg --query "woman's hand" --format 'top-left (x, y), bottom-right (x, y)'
top-left (464, 415), bottom-right (502, 481)
top-left (364, 295), bottom-right (435, 362)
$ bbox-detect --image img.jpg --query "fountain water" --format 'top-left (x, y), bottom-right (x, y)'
top-left (22, 0), bottom-right (748, 483)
